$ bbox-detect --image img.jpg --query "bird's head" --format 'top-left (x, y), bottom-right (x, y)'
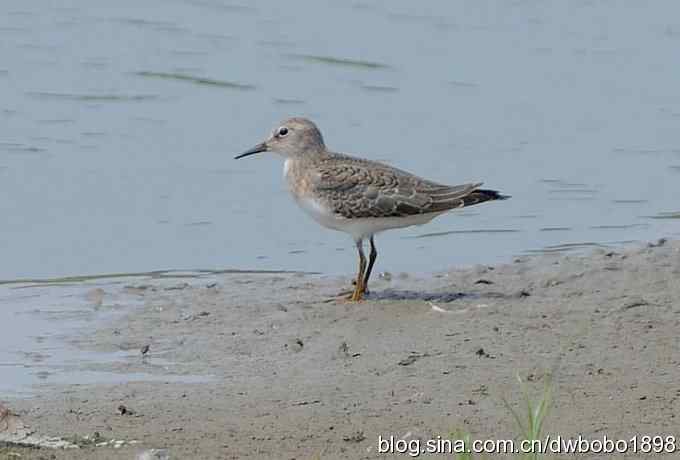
top-left (235, 117), bottom-right (326, 160)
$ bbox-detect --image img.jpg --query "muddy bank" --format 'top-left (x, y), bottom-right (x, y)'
top-left (2, 239), bottom-right (680, 459)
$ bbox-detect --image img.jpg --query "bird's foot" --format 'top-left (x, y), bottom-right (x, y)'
top-left (324, 282), bottom-right (369, 303)
top-left (350, 279), bottom-right (370, 295)
top-left (324, 289), bottom-right (367, 303)
top-left (348, 281), bottom-right (367, 302)
top-left (322, 289), bottom-right (352, 303)
top-left (349, 289), bottom-right (365, 302)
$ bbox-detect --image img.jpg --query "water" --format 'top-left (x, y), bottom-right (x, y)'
top-left (0, 273), bottom-right (218, 397)
top-left (1, 0), bottom-right (679, 395)
top-left (1, 1), bottom-right (679, 281)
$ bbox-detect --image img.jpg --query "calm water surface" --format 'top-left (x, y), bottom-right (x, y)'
top-left (1, 0), bottom-right (680, 394)
top-left (1, 1), bottom-right (680, 281)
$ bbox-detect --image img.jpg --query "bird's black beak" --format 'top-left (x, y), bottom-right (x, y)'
top-left (234, 142), bottom-right (267, 159)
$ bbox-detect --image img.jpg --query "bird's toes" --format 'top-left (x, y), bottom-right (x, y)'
top-left (321, 289), bottom-right (354, 303)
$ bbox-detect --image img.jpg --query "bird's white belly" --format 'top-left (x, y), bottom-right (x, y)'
top-left (294, 195), bottom-right (443, 241)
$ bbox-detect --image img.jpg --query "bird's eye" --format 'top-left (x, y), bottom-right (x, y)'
top-left (278, 127), bottom-right (289, 137)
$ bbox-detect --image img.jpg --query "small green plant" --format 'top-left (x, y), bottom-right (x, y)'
top-left (452, 430), bottom-right (476, 460)
top-left (311, 372), bottom-right (555, 460)
top-left (452, 372), bottom-right (554, 460)
top-left (502, 372), bottom-right (553, 460)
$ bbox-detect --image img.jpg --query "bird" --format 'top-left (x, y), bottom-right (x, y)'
top-left (235, 118), bottom-right (508, 301)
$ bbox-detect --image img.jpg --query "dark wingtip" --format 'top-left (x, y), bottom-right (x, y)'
top-left (477, 189), bottom-right (510, 200)
top-left (458, 188), bottom-right (510, 208)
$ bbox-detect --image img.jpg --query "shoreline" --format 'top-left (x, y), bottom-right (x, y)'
top-left (2, 239), bottom-right (679, 459)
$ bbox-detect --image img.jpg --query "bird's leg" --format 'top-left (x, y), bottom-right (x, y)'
top-left (361, 236), bottom-right (377, 295)
top-left (350, 239), bottom-right (367, 301)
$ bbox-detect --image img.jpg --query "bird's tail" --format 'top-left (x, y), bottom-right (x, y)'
top-left (461, 188), bottom-right (510, 207)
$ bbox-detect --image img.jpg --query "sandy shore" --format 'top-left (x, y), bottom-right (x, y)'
top-left (2, 239), bottom-right (680, 459)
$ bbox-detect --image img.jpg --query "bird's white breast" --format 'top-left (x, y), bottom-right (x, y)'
top-left (283, 158), bottom-right (292, 179)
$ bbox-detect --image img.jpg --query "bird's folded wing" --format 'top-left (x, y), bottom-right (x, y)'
top-left (312, 160), bottom-right (482, 219)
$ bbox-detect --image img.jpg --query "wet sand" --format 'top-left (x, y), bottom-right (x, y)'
top-left (2, 240), bottom-right (680, 459)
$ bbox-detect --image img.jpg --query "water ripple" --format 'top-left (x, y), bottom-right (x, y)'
top-left (185, 0), bottom-right (256, 13)
top-left (410, 229), bottom-right (520, 239)
top-left (134, 71), bottom-right (256, 90)
top-left (110, 17), bottom-right (189, 34)
top-left (0, 268), bottom-right (318, 287)
top-left (589, 224), bottom-right (648, 230)
top-left (27, 92), bottom-right (160, 102)
top-left (539, 227), bottom-right (572, 232)
top-left (645, 212), bottom-right (680, 219)
top-left (288, 54), bottom-right (392, 70)
top-left (360, 84), bottom-right (399, 93)
top-left (612, 199), bottom-right (648, 204)
top-left (525, 240), bottom-right (637, 255)
top-left (449, 80), bottom-right (478, 88)
top-left (0, 143), bottom-right (47, 154)
top-left (273, 98), bottom-right (305, 105)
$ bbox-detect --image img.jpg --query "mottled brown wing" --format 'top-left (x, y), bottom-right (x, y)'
top-left (311, 155), bottom-right (485, 218)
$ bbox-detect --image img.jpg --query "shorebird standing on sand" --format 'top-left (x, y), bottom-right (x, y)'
top-left (236, 118), bottom-right (508, 301)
